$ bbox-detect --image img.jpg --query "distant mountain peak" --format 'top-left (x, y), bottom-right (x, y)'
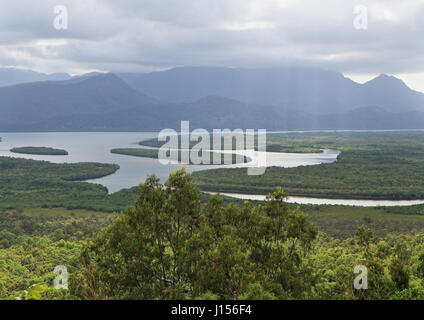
top-left (69, 72), bottom-right (121, 83)
top-left (72, 71), bottom-right (107, 80)
top-left (365, 74), bottom-right (409, 88)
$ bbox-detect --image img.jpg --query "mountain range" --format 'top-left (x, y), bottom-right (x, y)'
top-left (0, 66), bottom-right (424, 131)
top-left (118, 67), bottom-right (424, 114)
top-left (0, 68), bottom-right (71, 87)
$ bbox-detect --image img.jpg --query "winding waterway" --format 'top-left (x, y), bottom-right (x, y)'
top-left (206, 193), bottom-right (424, 207)
top-left (1, 131), bottom-right (423, 207)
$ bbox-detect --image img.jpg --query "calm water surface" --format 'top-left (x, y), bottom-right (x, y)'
top-left (1, 132), bottom-right (422, 207)
top-left (0, 132), bottom-right (336, 192)
top-left (206, 192), bottom-right (424, 207)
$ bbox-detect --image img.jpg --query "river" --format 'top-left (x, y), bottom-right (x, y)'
top-left (1, 131), bottom-right (423, 207)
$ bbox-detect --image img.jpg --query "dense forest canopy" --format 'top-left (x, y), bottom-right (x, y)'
top-left (69, 170), bottom-right (424, 300)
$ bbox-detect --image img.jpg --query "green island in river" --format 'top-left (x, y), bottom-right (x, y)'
top-left (10, 146), bottom-right (69, 156)
top-left (140, 135), bottom-right (323, 153)
top-left (0, 157), bottom-right (133, 212)
top-left (111, 148), bottom-right (251, 164)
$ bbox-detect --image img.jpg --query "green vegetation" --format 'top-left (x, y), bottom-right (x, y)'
top-left (3, 153), bottom-right (424, 238)
top-left (213, 194), bottom-right (424, 238)
top-left (69, 170), bottom-right (424, 300)
top-left (71, 169), bottom-right (318, 299)
top-left (384, 204), bottom-right (424, 216)
top-left (4, 131), bottom-right (424, 300)
top-left (193, 131), bottom-right (424, 200)
top-left (265, 134), bottom-right (324, 153)
top-left (2, 170), bottom-right (424, 300)
top-left (111, 148), bottom-right (159, 158)
top-left (0, 207), bottom-right (116, 299)
top-left (140, 135), bottom-right (255, 150)
top-left (111, 148), bottom-right (250, 164)
top-left (140, 135), bottom-right (323, 153)
top-left (301, 204), bottom-right (424, 238)
top-left (0, 208), bottom-right (116, 246)
top-left (0, 156), bottom-right (137, 212)
top-left (10, 146), bottom-right (68, 156)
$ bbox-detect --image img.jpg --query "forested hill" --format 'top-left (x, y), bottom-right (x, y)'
top-left (0, 73), bottom-right (158, 130)
top-left (118, 67), bottom-right (424, 114)
top-left (1, 68), bottom-right (424, 131)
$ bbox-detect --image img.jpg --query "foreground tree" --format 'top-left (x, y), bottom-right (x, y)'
top-left (70, 169), bottom-right (317, 299)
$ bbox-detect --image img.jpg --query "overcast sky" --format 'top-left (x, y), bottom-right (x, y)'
top-left (1, 0), bottom-right (424, 90)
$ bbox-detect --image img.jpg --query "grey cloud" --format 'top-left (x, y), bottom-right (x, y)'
top-left (0, 0), bottom-right (423, 88)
